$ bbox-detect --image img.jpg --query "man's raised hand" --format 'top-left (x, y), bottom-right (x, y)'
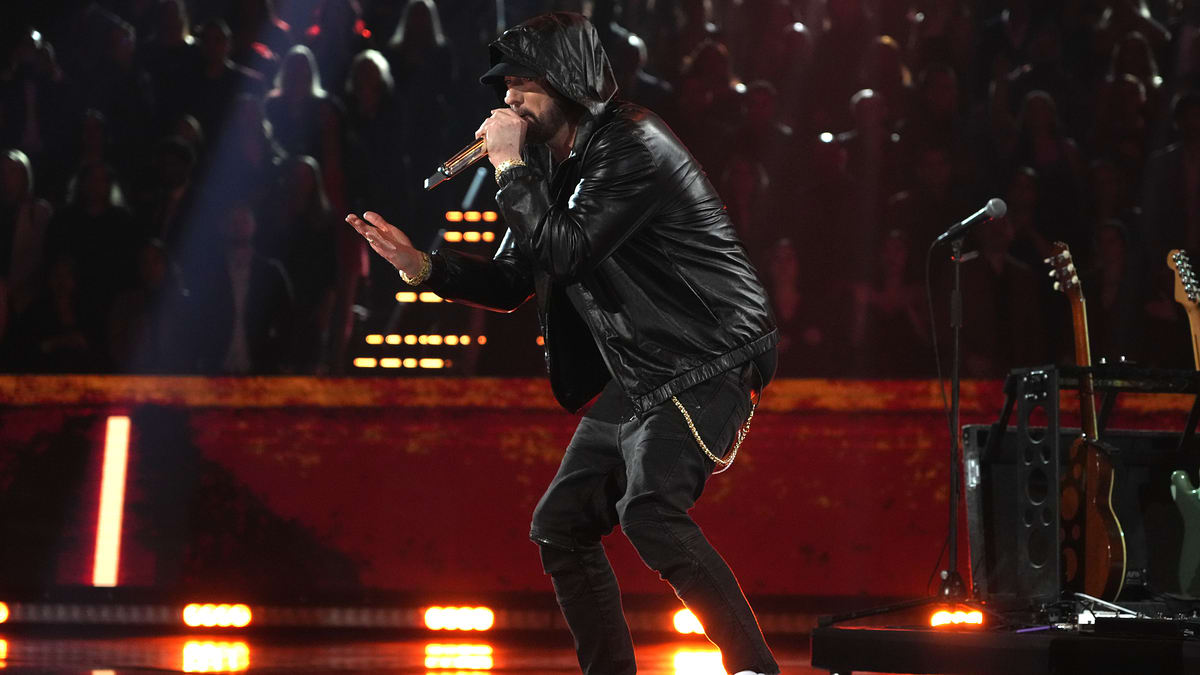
top-left (345, 211), bottom-right (423, 276)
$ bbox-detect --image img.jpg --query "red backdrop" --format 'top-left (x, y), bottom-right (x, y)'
top-left (0, 376), bottom-right (1191, 599)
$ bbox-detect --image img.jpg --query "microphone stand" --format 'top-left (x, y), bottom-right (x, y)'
top-left (817, 234), bottom-right (973, 628)
top-left (941, 235), bottom-right (968, 600)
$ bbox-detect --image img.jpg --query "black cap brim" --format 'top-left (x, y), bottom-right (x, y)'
top-left (480, 60), bottom-right (541, 85)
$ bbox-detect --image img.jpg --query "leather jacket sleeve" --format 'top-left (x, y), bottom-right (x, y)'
top-left (496, 127), bottom-right (659, 282)
top-left (426, 229), bottom-right (535, 313)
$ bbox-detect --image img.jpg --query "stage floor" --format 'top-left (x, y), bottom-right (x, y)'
top-left (0, 633), bottom-right (821, 673)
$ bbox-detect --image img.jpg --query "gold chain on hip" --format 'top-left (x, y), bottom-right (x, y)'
top-left (671, 395), bottom-right (755, 474)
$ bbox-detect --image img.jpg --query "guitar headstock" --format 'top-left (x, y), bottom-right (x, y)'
top-left (1045, 241), bottom-right (1083, 304)
top-left (1168, 249), bottom-right (1200, 308)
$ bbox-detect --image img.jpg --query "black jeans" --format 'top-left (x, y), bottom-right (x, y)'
top-left (529, 357), bottom-right (779, 675)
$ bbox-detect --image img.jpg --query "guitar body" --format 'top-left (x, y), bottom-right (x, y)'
top-left (1060, 437), bottom-right (1126, 599)
top-left (1046, 241), bottom-right (1128, 600)
top-left (1171, 470), bottom-right (1200, 595)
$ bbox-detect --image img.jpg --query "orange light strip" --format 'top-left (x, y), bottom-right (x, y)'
top-left (424, 606), bottom-right (494, 631)
top-left (672, 649), bottom-right (723, 674)
top-left (353, 356), bottom-right (451, 369)
top-left (672, 609), bottom-right (704, 634)
top-left (0, 601), bottom-right (8, 623)
top-left (182, 641), bottom-right (249, 672)
top-left (443, 230), bottom-right (497, 243)
top-left (93, 416), bottom-right (130, 587)
top-left (930, 609), bottom-right (983, 627)
top-left (393, 291), bottom-right (446, 303)
top-left (423, 643), bottom-right (493, 670)
top-left (183, 604), bottom-right (252, 628)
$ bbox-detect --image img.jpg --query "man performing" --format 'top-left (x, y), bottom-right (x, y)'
top-left (346, 12), bottom-right (780, 675)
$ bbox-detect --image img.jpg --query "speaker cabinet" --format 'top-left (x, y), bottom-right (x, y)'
top-left (965, 423), bottom-right (1192, 605)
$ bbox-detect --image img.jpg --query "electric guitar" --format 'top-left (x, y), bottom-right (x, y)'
top-left (1046, 242), bottom-right (1127, 599)
top-left (1166, 249), bottom-right (1200, 594)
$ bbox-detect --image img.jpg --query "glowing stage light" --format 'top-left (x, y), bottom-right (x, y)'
top-left (535, 336), bottom-right (545, 346)
top-left (385, 334), bottom-right (401, 345)
top-left (182, 641), bottom-right (249, 672)
top-left (482, 231), bottom-right (496, 242)
top-left (365, 334), bottom-right (383, 345)
top-left (445, 335), bottom-right (459, 345)
top-left (419, 359), bottom-right (446, 369)
top-left (819, 131), bottom-right (835, 143)
top-left (482, 211), bottom-right (498, 222)
top-left (477, 336), bottom-right (487, 345)
top-left (93, 416), bottom-right (131, 587)
top-left (418, 335), bottom-right (429, 345)
top-left (672, 649), bottom-right (723, 674)
top-left (444, 231), bottom-right (464, 242)
top-left (464, 211), bottom-right (482, 222)
top-left (396, 292), bottom-right (417, 303)
top-left (353, 358), bottom-right (377, 368)
top-left (673, 609), bottom-right (704, 634)
top-left (0, 601), bottom-right (8, 623)
top-left (423, 643), bottom-right (493, 670)
top-left (403, 358), bottom-right (418, 368)
top-left (380, 358), bottom-right (401, 368)
top-left (424, 607), bottom-right (494, 631)
top-left (419, 292), bottom-right (443, 303)
top-left (0, 638), bottom-right (6, 660)
top-left (445, 211), bottom-right (464, 222)
top-left (930, 608), bottom-right (983, 628)
top-left (405, 335), bottom-right (418, 345)
top-left (183, 604), bottom-right (252, 628)
top-left (463, 231), bottom-right (482, 243)
top-left (428, 335), bottom-right (443, 345)
top-left (459, 335), bottom-right (470, 344)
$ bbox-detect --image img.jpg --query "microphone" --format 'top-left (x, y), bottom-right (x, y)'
top-left (424, 138), bottom-right (488, 190)
top-left (935, 198), bottom-right (1007, 244)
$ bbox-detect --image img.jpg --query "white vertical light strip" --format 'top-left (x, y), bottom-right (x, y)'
top-left (92, 416), bottom-right (131, 587)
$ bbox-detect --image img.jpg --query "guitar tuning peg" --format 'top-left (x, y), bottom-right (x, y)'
top-left (1047, 269), bottom-right (1056, 277)
top-left (1053, 281), bottom-right (1062, 291)
top-left (1066, 264), bottom-right (1076, 274)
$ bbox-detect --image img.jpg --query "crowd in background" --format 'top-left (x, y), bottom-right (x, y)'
top-left (2, 0), bottom-right (1199, 377)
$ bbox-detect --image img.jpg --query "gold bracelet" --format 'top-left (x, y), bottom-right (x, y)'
top-left (495, 158), bottom-right (527, 183)
top-left (399, 251), bottom-right (432, 286)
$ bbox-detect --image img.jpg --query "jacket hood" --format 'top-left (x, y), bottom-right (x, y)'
top-left (487, 12), bottom-right (617, 118)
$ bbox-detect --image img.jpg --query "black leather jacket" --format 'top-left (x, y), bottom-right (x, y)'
top-left (425, 13), bottom-right (777, 415)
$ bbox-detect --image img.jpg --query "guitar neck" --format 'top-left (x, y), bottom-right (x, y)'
top-left (1072, 295), bottom-right (1100, 440)
top-left (1187, 308), bottom-right (1200, 370)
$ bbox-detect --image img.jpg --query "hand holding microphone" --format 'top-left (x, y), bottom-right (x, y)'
top-left (425, 108), bottom-right (528, 190)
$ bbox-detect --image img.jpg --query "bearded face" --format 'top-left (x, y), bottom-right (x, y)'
top-left (521, 81), bottom-right (574, 146)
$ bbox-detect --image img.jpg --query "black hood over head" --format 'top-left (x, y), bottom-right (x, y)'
top-left (485, 12), bottom-right (617, 119)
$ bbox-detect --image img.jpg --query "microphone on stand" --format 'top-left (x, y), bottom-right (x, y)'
top-left (424, 138), bottom-right (488, 190)
top-left (935, 198), bottom-right (1007, 245)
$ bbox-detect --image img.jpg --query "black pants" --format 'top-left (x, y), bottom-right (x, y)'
top-left (529, 356), bottom-right (779, 675)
